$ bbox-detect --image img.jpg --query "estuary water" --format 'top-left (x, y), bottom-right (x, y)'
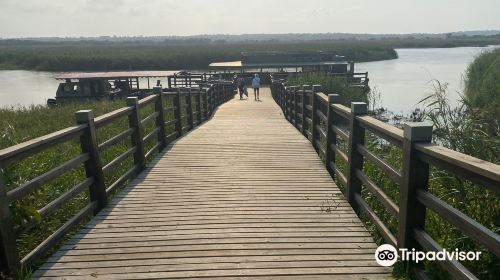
top-left (356, 46), bottom-right (498, 114)
top-left (0, 70), bottom-right (60, 108)
top-left (0, 46), bottom-right (497, 110)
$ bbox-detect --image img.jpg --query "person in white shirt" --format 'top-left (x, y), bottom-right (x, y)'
top-left (252, 74), bottom-right (261, 101)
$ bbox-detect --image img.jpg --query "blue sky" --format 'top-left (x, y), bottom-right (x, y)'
top-left (0, 0), bottom-right (499, 37)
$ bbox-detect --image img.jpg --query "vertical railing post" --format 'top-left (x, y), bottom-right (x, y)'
top-left (276, 83), bottom-right (280, 108)
top-left (222, 83), bottom-right (226, 102)
top-left (203, 87), bottom-right (209, 121)
top-left (0, 171), bottom-right (19, 278)
top-left (174, 88), bottom-right (182, 137)
top-left (398, 123), bottom-right (433, 250)
top-left (214, 84), bottom-right (218, 106)
top-left (223, 83), bottom-right (227, 102)
top-left (301, 85), bottom-right (309, 136)
top-left (280, 84), bottom-right (286, 112)
top-left (280, 84), bottom-right (285, 111)
top-left (346, 102), bottom-right (367, 214)
top-left (325, 94), bottom-right (341, 176)
top-left (284, 86), bottom-right (289, 121)
top-left (126, 97), bottom-right (146, 171)
top-left (153, 87), bottom-right (166, 151)
top-left (207, 86), bottom-right (212, 116)
top-left (75, 110), bottom-right (107, 212)
top-left (311, 85), bottom-right (321, 151)
top-left (210, 85), bottom-right (215, 115)
top-left (218, 84), bottom-right (221, 105)
top-left (293, 86), bottom-right (299, 128)
top-left (196, 88), bottom-right (202, 124)
top-left (186, 88), bottom-right (194, 130)
top-left (219, 84), bottom-right (222, 105)
top-left (218, 83), bottom-right (221, 105)
top-left (225, 83), bottom-right (228, 101)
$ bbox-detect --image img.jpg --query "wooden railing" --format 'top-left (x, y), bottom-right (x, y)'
top-left (271, 80), bottom-right (500, 280)
top-left (167, 73), bottom-right (211, 88)
top-left (270, 72), bottom-right (369, 86)
top-left (0, 81), bottom-right (235, 277)
top-left (168, 72), bottom-right (272, 88)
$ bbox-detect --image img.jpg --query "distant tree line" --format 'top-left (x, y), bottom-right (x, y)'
top-left (0, 41), bottom-right (398, 71)
top-left (0, 36), bottom-right (498, 71)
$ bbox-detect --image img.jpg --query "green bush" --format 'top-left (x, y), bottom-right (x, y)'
top-left (286, 73), bottom-right (499, 279)
top-left (464, 48), bottom-right (500, 121)
top-left (286, 72), bottom-right (369, 105)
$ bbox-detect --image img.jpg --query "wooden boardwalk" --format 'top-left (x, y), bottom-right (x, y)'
top-left (34, 88), bottom-right (391, 279)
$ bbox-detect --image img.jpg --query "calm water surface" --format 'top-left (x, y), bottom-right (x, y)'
top-left (0, 46), bottom-right (497, 110)
top-left (356, 46), bottom-right (498, 113)
top-left (0, 71), bottom-right (60, 107)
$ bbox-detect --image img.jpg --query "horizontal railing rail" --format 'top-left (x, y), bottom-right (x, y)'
top-left (271, 79), bottom-right (500, 280)
top-left (168, 72), bottom-right (273, 88)
top-left (0, 81), bottom-right (235, 277)
top-left (270, 72), bottom-right (369, 87)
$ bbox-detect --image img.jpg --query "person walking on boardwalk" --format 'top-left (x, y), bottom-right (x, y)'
top-left (235, 75), bottom-right (246, 100)
top-left (252, 74), bottom-right (261, 101)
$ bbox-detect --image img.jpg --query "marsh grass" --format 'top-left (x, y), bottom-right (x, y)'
top-left (289, 72), bottom-right (499, 279)
top-left (0, 95), bottom-right (183, 275)
top-left (286, 72), bottom-right (369, 106)
top-left (0, 41), bottom-right (398, 72)
top-left (464, 48), bottom-right (500, 121)
top-left (2, 36), bottom-right (499, 72)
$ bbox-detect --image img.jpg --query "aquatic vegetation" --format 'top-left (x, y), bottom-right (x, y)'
top-left (290, 72), bottom-right (499, 279)
top-left (0, 41), bottom-right (397, 71)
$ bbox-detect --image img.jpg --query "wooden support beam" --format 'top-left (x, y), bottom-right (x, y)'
top-left (126, 97), bottom-right (146, 171)
top-left (154, 87), bottom-right (167, 151)
top-left (398, 123), bottom-right (433, 249)
top-left (0, 171), bottom-right (19, 278)
top-left (75, 110), bottom-right (107, 213)
top-left (346, 102), bottom-right (367, 214)
top-left (174, 88), bottom-right (183, 137)
top-left (311, 85), bottom-right (321, 152)
top-left (325, 94), bottom-right (341, 178)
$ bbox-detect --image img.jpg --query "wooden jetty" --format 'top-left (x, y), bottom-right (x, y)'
top-left (0, 77), bottom-right (498, 280)
top-left (31, 88), bottom-right (390, 279)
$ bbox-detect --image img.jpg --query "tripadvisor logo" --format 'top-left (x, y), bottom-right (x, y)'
top-left (375, 244), bottom-right (398, 266)
top-left (375, 244), bottom-right (482, 267)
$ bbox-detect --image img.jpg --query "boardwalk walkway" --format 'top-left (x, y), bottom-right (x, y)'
top-left (34, 88), bottom-right (391, 279)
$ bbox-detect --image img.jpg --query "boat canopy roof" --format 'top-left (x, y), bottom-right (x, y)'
top-left (209, 60), bottom-right (349, 69)
top-left (55, 71), bottom-right (178, 80)
top-left (209, 51), bottom-right (349, 69)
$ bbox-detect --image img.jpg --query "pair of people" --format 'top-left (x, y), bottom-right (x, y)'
top-left (235, 74), bottom-right (261, 101)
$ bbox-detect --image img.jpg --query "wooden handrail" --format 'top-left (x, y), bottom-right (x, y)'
top-left (270, 79), bottom-right (500, 280)
top-left (0, 125), bottom-right (87, 165)
top-left (0, 80), bottom-right (235, 277)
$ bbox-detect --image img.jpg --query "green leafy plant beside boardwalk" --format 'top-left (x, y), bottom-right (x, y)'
top-left (0, 100), bottom-right (141, 272)
top-left (282, 70), bottom-right (499, 279)
top-left (464, 48), bottom-right (500, 122)
top-left (0, 83), bottom-right (233, 278)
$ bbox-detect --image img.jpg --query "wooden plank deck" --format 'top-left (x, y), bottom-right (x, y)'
top-left (33, 88), bottom-right (391, 279)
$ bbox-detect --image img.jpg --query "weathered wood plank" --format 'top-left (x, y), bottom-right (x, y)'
top-left (34, 88), bottom-right (390, 279)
